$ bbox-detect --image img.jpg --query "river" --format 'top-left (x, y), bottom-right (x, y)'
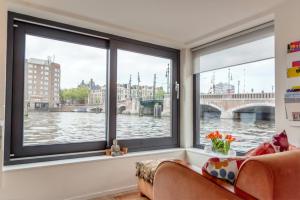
top-left (23, 112), bottom-right (171, 146)
top-left (24, 112), bottom-right (275, 152)
top-left (199, 113), bottom-right (275, 152)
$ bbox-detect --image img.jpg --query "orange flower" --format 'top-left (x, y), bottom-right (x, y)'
top-left (206, 131), bottom-right (223, 140)
top-left (215, 131), bottom-right (222, 139)
top-left (225, 134), bottom-right (235, 142)
top-left (206, 132), bottom-right (215, 139)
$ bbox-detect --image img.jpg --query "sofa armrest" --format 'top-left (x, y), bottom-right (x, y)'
top-left (153, 161), bottom-right (242, 200)
top-left (235, 150), bottom-right (300, 200)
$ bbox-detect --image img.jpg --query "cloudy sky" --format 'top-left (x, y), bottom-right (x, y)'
top-left (25, 34), bottom-right (274, 93)
top-left (25, 35), bottom-right (170, 90)
top-left (200, 58), bottom-right (275, 93)
top-left (199, 36), bottom-right (275, 93)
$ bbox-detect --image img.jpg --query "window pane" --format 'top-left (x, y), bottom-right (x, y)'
top-left (195, 36), bottom-right (274, 73)
top-left (198, 58), bottom-right (275, 152)
top-left (117, 50), bottom-right (172, 139)
top-left (24, 35), bottom-right (107, 146)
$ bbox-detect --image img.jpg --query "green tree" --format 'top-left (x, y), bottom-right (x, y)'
top-left (155, 89), bottom-right (165, 100)
top-left (60, 86), bottom-right (90, 104)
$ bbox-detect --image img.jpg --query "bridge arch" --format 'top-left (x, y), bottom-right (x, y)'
top-left (230, 103), bottom-right (275, 120)
top-left (118, 105), bottom-right (126, 114)
top-left (200, 103), bottom-right (222, 118)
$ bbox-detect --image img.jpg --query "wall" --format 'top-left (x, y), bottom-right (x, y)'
top-left (0, 150), bottom-right (185, 200)
top-left (180, 48), bottom-right (193, 148)
top-left (275, 0), bottom-right (300, 146)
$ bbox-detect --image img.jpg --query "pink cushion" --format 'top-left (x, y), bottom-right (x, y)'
top-left (247, 130), bottom-right (289, 156)
top-left (272, 130), bottom-right (289, 152)
top-left (247, 142), bottom-right (276, 156)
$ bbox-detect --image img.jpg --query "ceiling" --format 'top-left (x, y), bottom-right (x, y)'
top-left (8, 0), bottom-right (286, 48)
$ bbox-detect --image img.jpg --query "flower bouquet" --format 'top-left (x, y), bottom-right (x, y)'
top-left (206, 131), bottom-right (235, 155)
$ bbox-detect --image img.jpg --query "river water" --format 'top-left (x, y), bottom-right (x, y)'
top-left (199, 113), bottom-right (275, 152)
top-left (24, 112), bottom-right (275, 152)
top-left (23, 112), bottom-right (171, 146)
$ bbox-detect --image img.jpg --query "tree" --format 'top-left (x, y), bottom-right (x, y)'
top-left (155, 89), bottom-right (165, 100)
top-left (60, 86), bottom-right (90, 104)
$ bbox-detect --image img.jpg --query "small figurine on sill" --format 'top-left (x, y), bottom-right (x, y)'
top-left (111, 139), bottom-right (121, 157)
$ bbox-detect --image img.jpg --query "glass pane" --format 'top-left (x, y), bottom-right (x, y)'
top-left (198, 58), bottom-right (275, 152)
top-left (24, 35), bottom-right (107, 146)
top-left (117, 50), bottom-right (172, 139)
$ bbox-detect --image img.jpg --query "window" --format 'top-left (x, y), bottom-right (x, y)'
top-left (5, 12), bottom-right (179, 165)
top-left (106, 40), bottom-right (179, 152)
top-left (116, 50), bottom-right (172, 140)
top-left (193, 23), bottom-right (275, 153)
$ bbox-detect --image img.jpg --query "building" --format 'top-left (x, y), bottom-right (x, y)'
top-left (88, 86), bottom-right (106, 105)
top-left (24, 58), bottom-right (61, 111)
top-left (79, 78), bottom-right (100, 90)
top-left (88, 83), bottom-right (165, 105)
top-left (214, 82), bottom-right (235, 94)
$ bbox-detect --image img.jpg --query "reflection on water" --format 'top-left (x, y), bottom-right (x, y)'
top-left (200, 112), bottom-right (275, 152)
top-left (24, 112), bottom-right (171, 146)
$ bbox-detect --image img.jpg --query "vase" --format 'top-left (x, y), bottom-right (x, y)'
top-left (211, 140), bottom-right (231, 155)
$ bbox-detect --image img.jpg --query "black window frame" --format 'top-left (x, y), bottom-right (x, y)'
top-left (4, 12), bottom-right (180, 165)
top-left (110, 40), bottom-right (180, 152)
top-left (193, 73), bottom-right (203, 149)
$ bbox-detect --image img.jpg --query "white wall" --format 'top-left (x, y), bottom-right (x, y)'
top-left (275, 0), bottom-right (300, 146)
top-left (0, 150), bottom-right (185, 200)
top-left (180, 48), bottom-right (193, 148)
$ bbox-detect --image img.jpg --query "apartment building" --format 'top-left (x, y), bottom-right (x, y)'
top-left (24, 58), bottom-right (61, 111)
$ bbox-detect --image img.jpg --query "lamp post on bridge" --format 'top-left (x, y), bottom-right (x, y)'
top-left (153, 73), bottom-right (156, 100)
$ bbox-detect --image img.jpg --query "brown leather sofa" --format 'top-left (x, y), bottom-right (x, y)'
top-left (153, 150), bottom-right (300, 200)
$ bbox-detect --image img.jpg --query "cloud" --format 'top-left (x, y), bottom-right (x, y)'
top-left (26, 35), bottom-right (107, 89)
top-left (25, 35), bottom-right (171, 91)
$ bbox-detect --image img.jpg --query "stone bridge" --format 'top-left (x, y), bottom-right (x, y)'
top-left (117, 96), bottom-right (170, 116)
top-left (117, 98), bottom-right (144, 114)
top-left (200, 93), bottom-right (275, 119)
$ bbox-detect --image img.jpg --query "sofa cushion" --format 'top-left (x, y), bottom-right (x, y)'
top-left (202, 157), bottom-right (247, 184)
top-left (247, 142), bottom-right (276, 156)
top-left (272, 130), bottom-right (289, 152)
top-left (247, 130), bottom-right (289, 156)
top-left (136, 160), bottom-right (165, 184)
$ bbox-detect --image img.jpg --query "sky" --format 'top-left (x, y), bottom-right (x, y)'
top-left (200, 58), bottom-right (275, 93)
top-left (25, 35), bottom-right (170, 90)
top-left (199, 36), bottom-right (275, 93)
top-left (25, 34), bottom-right (274, 93)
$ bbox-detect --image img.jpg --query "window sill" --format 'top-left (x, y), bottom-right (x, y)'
top-left (186, 148), bottom-right (244, 157)
top-left (186, 148), bottom-right (213, 157)
top-left (2, 148), bottom-right (184, 171)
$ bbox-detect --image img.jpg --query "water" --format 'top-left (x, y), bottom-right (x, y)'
top-left (199, 112), bottom-right (275, 152)
top-left (24, 112), bottom-right (275, 152)
top-left (24, 112), bottom-right (171, 146)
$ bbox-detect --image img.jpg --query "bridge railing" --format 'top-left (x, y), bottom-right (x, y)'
top-left (200, 93), bottom-right (275, 99)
